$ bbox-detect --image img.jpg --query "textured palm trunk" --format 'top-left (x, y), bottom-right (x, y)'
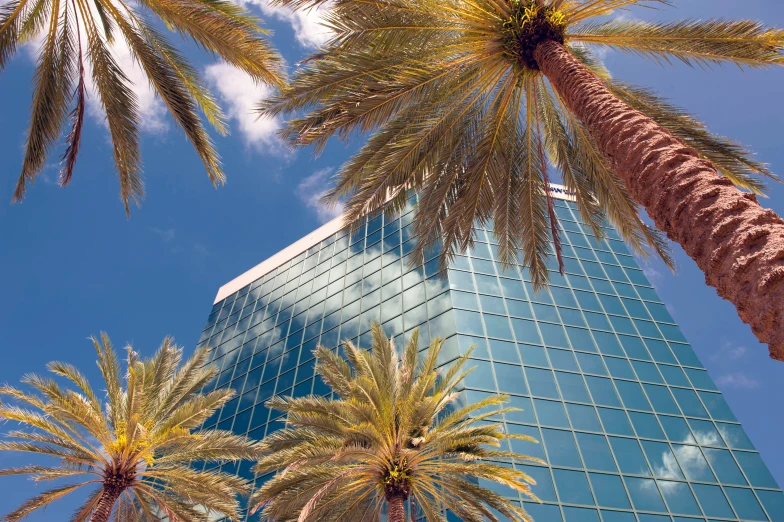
top-left (387, 494), bottom-right (406, 522)
top-left (533, 39), bottom-right (784, 360)
top-left (89, 486), bottom-right (123, 522)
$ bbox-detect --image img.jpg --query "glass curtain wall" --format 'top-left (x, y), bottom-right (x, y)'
top-left (196, 194), bottom-right (784, 522)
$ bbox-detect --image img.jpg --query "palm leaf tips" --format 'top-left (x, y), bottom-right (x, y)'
top-left (0, 333), bottom-right (260, 522)
top-left (251, 323), bottom-right (540, 522)
top-left (266, 0), bottom-right (781, 289)
top-left (6, 0), bottom-right (285, 211)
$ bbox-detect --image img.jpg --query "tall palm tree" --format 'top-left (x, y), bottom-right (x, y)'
top-left (0, 334), bottom-right (261, 522)
top-left (249, 324), bottom-right (541, 522)
top-left (2, 0), bottom-right (284, 213)
top-left (260, 0), bottom-right (784, 360)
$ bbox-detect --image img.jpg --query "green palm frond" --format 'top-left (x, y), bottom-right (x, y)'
top-left (250, 323), bottom-right (538, 522)
top-left (569, 18), bottom-right (784, 68)
top-left (6, 0), bottom-right (284, 210)
top-left (267, 0), bottom-right (782, 288)
top-left (0, 334), bottom-right (261, 522)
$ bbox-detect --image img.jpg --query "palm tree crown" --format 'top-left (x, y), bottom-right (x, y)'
top-left (261, 0), bottom-right (783, 288)
top-left (2, 0), bottom-right (284, 212)
top-left (250, 324), bottom-right (541, 522)
top-left (0, 334), bottom-right (261, 522)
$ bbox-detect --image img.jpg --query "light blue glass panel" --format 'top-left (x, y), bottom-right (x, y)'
top-left (643, 385), bottom-right (681, 415)
top-left (757, 490), bottom-right (784, 522)
top-left (527, 368), bottom-right (560, 399)
top-left (617, 381), bottom-right (653, 411)
top-left (625, 477), bottom-right (667, 512)
top-left (598, 408), bottom-right (634, 436)
top-left (548, 348), bottom-right (579, 371)
top-left (565, 403), bottom-right (602, 432)
top-left (484, 313), bottom-right (514, 340)
top-left (520, 344), bottom-right (550, 367)
top-left (585, 376), bottom-right (621, 407)
top-left (692, 484), bottom-right (734, 518)
top-left (512, 319), bottom-right (543, 344)
top-left (659, 416), bottom-right (695, 444)
top-left (725, 487), bottom-right (767, 521)
top-left (734, 451), bottom-right (779, 488)
top-left (534, 399), bottom-right (570, 428)
top-left (577, 353), bottom-right (607, 375)
top-left (523, 503), bottom-right (563, 522)
top-left (601, 511), bottom-right (636, 522)
top-left (588, 473), bottom-right (630, 508)
top-left (506, 395), bottom-right (536, 424)
top-left (576, 433), bottom-right (617, 472)
top-left (641, 440), bottom-right (684, 479)
top-left (672, 444), bottom-right (716, 482)
top-left (542, 428), bottom-right (583, 467)
top-left (609, 436), bottom-right (650, 475)
top-left (454, 309), bottom-right (485, 336)
top-left (522, 465), bottom-right (557, 502)
top-left (716, 423), bottom-right (755, 450)
top-left (684, 368), bottom-right (718, 391)
top-left (658, 480), bottom-right (701, 515)
top-left (671, 388), bottom-right (709, 418)
top-left (555, 372), bottom-right (590, 402)
top-left (562, 506), bottom-right (599, 522)
top-left (699, 392), bottom-right (737, 422)
top-left (704, 448), bottom-right (747, 485)
top-left (605, 357), bottom-right (635, 379)
top-left (689, 419), bottom-right (725, 447)
top-left (553, 469), bottom-right (594, 505)
top-left (508, 423), bottom-right (544, 459)
top-left (629, 412), bottom-right (665, 439)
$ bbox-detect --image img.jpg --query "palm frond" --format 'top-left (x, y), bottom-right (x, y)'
top-left (568, 18), bottom-right (784, 68)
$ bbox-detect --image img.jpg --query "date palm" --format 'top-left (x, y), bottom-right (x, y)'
top-left (261, 0), bottom-right (784, 359)
top-left (2, 0), bottom-right (284, 213)
top-left (0, 334), bottom-right (261, 522)
top-left (249, 324), bottom-right (541, 522)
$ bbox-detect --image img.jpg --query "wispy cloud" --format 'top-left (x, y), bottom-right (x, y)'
top-left (710, 342), bottom-right (748, 363)
top-left (296, 167), bottom-right (343, 224)
top-left (716, 372), bottom-right (760, 390)
top-left (240, 0), bottom-right (333, 49)
top-left (205, 62), bottom-right (287, 155)
top-left (151, 227), bottom-right (176, 243)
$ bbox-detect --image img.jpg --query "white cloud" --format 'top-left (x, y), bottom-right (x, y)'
top-left (151, 227), bottom-right (176, 242)
top-left (710, 342), bottom-right (748, 363)
top-left (716, 373), bottom-right (760, 390)
top-left (205, 62), bottom-right (286, 154)
top-left (24, 18), bottom-right (166, 134)
top-left (241, 0), bottom-right (333, 49)
top-left (295, 167), bottom-right (343, 223)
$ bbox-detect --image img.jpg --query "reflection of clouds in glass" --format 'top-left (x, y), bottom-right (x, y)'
top-left (652, 449), bottom-right (683, 480)
top-left (673, 445), bottom-right (713, 481)
top-left (689, 420), bottom-right (723, 446)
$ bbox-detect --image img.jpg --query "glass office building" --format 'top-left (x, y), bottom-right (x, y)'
top-left (196, 190), bottom-right (784, 522)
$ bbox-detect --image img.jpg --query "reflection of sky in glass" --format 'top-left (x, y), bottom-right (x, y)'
top-left (198, 197), bottom-right (782, 521)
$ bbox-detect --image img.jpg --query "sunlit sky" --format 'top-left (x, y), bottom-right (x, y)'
top-left (1, 0), bottom-right (783, 518)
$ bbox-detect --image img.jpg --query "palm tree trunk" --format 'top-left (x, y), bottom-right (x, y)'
top-left (90, 486), bottom-right (123, 522)
top-left (387, 494), bottom-right (406, 522)
top-left (533, 39), bottom-right (784, 361)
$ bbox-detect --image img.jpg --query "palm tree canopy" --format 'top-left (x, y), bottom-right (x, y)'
top-left (261, 0), bottom-right (784, 288)
top-left (250, 324), bottom-right (542, 522)
top-left (2, 0), bottom-right (285, 213)
top-left (0, 334), bottom-right (261, 522)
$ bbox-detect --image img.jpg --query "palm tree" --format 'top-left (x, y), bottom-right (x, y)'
top-left (2, 0), bottom-right (284, 213)
top-left (260, 0), bottom-right (784, 360)
top-left (0, 334), bottom-right (261, 522)
top-left (249, 324), bottom-right (541, 522)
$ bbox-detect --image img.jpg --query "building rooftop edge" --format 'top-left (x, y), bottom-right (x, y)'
top-left (213, 184), bottom-right (577, 304)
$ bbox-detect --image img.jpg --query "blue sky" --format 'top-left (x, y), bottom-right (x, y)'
top-left (1, 0), bottom-right (784, 518)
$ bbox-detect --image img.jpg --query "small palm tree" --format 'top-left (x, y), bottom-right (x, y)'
top-left (0, 334), bottom-right (260, 522)
top-left (262, 0), bottom-right (784, 359)
top-left (2, 0), bottom-right (284, 213)
top-left (250, 324), bottom-right (541, 522)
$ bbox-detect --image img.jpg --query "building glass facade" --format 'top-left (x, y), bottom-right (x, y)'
top-left (196, 193), bottom-right (784, 522)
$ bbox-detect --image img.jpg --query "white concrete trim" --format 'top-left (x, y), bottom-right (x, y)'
top-left (213, 184), bottom-right (577, 303)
